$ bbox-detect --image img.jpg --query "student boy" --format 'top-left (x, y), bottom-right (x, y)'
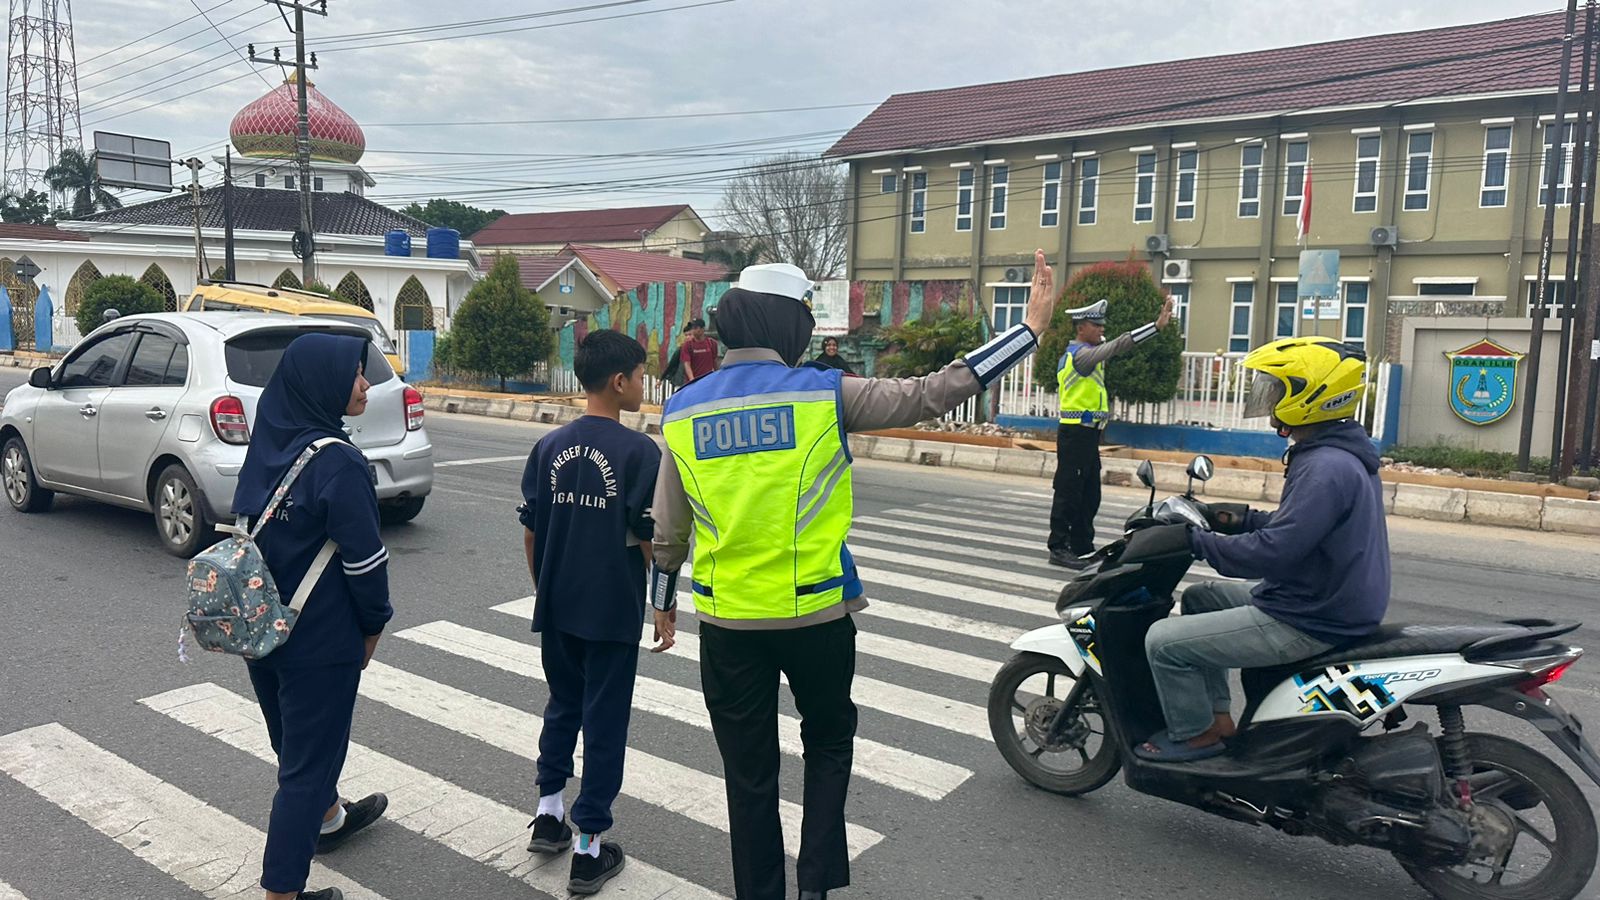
top-left (518, 329), bottom-right (670, 895)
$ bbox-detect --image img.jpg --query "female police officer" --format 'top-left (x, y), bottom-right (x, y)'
top-left (650, 250), bottom-right (1059, 900)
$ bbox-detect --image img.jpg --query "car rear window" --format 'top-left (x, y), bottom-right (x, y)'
top-left (308, 313), bottom-right (398, 354)
top-left (225, 330), bottom-right (396, 388)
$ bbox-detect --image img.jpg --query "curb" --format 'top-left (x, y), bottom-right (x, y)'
top-left (425, 391), bottom-right (1600, 537)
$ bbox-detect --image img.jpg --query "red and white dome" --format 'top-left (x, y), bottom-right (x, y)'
top-left (229, 71), bottom-right (365, 165)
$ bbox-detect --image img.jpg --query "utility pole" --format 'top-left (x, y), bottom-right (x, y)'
top-left (183, 157), bottom-right (208, 282)
top-left (1518, 0), bottom-right (1581, 474)
top-left (248, 0), bottom-right (325, 288)
top-left (223, 147), bottom-right (236, 282)
top-left (1555, 0), bottom-right (1598, 480)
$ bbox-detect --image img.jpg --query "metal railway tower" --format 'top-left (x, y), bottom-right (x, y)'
top-left (3, 0), bottom-right (82, 195)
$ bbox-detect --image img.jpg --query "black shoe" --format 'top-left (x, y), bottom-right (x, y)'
top-left (527, 813), bottom-right (573, 853)
top-left (569, 841), bottom-right (626, 895)
top-left (1048, 549), bottom-right (1091, 570)
top-left (297, 890), bottom-right (343, 900)
top-left (799, 892), bottom-right (829, 900)
top-left (316, 793), bottom-right (387, 854)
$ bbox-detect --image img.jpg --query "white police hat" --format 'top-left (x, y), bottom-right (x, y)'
top-left (1068, 299), bottom-right (1108, 323)
top-left (736, 263), bottom-right (813, 305)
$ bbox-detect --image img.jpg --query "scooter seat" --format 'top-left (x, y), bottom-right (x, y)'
top-left (1297, 621), bottom-right (1565, 668)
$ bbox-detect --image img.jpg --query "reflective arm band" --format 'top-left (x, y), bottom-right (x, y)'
top-left (963, 323), bottom-right (1038, 388)
top-left (1130, 322), bottom-right (1158, 345)
top-left (650, 565), bottom-right (680, 612)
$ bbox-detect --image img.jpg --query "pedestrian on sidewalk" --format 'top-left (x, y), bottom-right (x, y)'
top-left (518, 328), bottom-right (667, 896)
top-left (1047, 296), bottom-right (1175, 569)
top-left (232, 333), bottom-right (392, 900)
top-left (679, 318), bottom-right (719, 383)
top-left (650, 252), bottom-right (1059, 900)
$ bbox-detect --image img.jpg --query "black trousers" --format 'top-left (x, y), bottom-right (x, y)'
top-left (1049, 423), bottom-right (1103, 554)
top-left (700, 615), bottom-right (857, 900)
top-left (535, 628), bottom-right (640, 834)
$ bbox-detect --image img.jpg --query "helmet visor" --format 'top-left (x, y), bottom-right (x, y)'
top-left (1242, 371), bottom-right (1286, 419)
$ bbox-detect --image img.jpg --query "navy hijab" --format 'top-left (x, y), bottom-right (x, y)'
top-left (232, 333), bottom-right (368, 518)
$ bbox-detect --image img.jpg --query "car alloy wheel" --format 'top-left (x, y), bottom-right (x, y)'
top-left (159, 474), bottom-right (195, 547)
top-left (2, 442), bottom-right (27, 507)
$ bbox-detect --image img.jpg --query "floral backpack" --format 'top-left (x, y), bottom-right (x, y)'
top-left (182, 438), bottom-right (342, 660)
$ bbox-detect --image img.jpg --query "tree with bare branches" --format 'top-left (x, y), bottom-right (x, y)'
top-left (719, 152), bottom-right (847, 279)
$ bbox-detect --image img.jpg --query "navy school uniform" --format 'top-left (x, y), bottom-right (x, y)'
top-left (520, 416), bottom-right (661, 834)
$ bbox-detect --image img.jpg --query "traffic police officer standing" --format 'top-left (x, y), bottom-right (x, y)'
top-left (1048, 295), bottom-right (1174, 568)
top-left (651, 251), bottom-right (1059, 900)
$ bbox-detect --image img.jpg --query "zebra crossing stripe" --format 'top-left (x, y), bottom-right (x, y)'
top-left (393, 621), bottom-right (971, 801)
top-left (0, 879), bottom-right (30, 900)
top-left (0, 723), bottom-right (391, 900)
top-left (357, 661), bottom-right (885, 860)
top-left (141, 683), bottom-right (728, 900)
top-left (1002, 489), bottom-right (1054, 500)
top-left (848, 542), bottom-right (1062, 593)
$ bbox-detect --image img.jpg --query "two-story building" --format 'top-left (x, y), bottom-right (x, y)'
top-left (470, 205), bottom-right (711, 259)
top-left (828, 11), bottom-right (1584, 360)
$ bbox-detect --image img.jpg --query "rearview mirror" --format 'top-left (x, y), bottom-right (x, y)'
top-left (1136, 460), bottom-right (1155, 488)
top-left (27, 366), bottom-right (51, 389)
top-left (1187, 455), bottom-right (1215, 482)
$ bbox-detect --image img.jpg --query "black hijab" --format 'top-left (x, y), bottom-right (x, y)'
top-left (711, 287), bottom-right (815, 367)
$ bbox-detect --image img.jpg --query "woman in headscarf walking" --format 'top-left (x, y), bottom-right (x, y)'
top-left (233, 333), bottom-right (393, 900)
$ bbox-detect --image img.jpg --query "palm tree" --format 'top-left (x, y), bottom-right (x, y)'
top-left (701, 236), bottom-right (768, 278)
top-left (45, 148), bottom-right (122, 219)
top-left (0, 189), bottom-right (52, 224)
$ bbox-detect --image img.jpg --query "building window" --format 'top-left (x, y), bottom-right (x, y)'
top-left (1174, 150), bottom-right (1198, 221)
top-left (1134, 152), bottom-right (1157, 223)
top-left (1166, 282), bottom-right (1191, 346)
top-left (1041, 161), bottom-right (1062, 227)
top-left (1354, 135), bottom-right (1380, 213)
top-left (909, 172), bottom-right (927, 234)
top-left (254, 173), bottom-right (266, 187)
top-left (1539, 122), bottom-right (1579, 207)
top-left (1343, 282), bottom-right (1369, 350)
top-left (1230, 283), bottom-right (1255, 353)
top-left (284, 175), bottom-right (296, 190)
top-left (955, 168), bottom-right (974, 232)
top-left (313, 176), bottom-right (324, 192)
top-left (1418, 281), bottom-right (1475, 296)
top-left (992, 285), bottom-right (1029, 331)
top-left (1404, 131), bottom-right (1433, 211)
top-left (1526, 280), bottom-right (1575, 318)
top-left (1078, 157), bottom-right (1099, 225)
top-left (1282, 140), bottom-right (1309, 217)
top-left (1239, 143), bottom-right (1263, 217)
top-left (1481, 125), bottom-right (1512, 207)
top-left (1274, 283), bottom-right (1299, 338)
top-left (989, 165), bottom-right (1009, 230)
top-left (880, 173), bottom-right (897, 193)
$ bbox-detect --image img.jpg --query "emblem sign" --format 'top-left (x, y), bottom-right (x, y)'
top-left (1444, 338), bottom-right (1524, 426)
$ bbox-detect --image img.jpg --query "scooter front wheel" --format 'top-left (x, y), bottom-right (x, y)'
top-left (988, 652), bottom-right (1120, 796)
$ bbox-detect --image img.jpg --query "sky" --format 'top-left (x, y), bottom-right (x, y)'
top-left (58, 0), bottom-right (1568, 227)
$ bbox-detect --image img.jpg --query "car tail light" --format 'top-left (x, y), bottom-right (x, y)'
top-left (404, 387), bottom-right (425, 431)
top-left (210, 396), bottom-right (251, 445)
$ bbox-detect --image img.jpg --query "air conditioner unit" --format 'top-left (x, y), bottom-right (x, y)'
top-left (1162, 258), bottom-right (1191, 281)
top-left (1003, 266), bottom-right (1032, 283)
top-left (1370, 225), bottom-right (1399, 248)
top-left (1145, 233), bottom-right (1171, 255)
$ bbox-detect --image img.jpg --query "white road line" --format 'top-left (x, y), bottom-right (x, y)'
top-left (854, 566), bottom-right (1054, 620)
top-left (142, 684), bottom-right (726, 900)
top-left (394, 622), bottom-right (971, 801)
top-left (1002, 489), bottom-right (1054, 500)
top-left (434, 455), bottom-right (528, 468)
top-left (357, 661), bottom-right (883, 860)
top-left (0, 723), bottom-right (390, 900)
top-left (0, 880), bottom-right (30, 900)
top-left (851, 528), bottom-right (1064, 581)
top-left (848, 542), bottom-right (1061, 593)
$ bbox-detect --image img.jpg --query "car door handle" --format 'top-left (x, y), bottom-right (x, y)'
top-left (79, 405), bottom-right (98, 418)
top-left (145, 408), bottom-right (168, 421)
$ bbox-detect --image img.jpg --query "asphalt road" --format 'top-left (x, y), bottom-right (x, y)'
top-left (3, 371), bottom-right (1600, 900)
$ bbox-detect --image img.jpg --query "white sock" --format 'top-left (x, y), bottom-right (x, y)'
top-left (575, 832), bottom-right (601, 858)
top-left (537, 792), bottom-right (564, 821)
top-left (319, 803), bottom-right (346, 835)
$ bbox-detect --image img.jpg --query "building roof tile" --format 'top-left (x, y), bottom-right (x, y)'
top-left (82, 186), bottom-right (431, 236)
top-left (470, 204), bottom-right (693, 245)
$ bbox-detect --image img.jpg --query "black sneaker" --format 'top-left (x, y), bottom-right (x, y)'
top-left (527, 813), bottom-right (573, 853)
top-left (1048, 549), bottom-right (1091, 570)
top-left (297, 889), bottom-right (343, 900)
top-left (316, 793), bottom-right (388, 854)
top-left (569, 841), bottom-right (626, 895)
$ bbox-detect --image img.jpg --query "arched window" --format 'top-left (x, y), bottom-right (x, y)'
top-left (1, 256), bottom-right (40, 350)
top-left (64, 260), bottom-right (103, 315)
top-left (393, 275), bottom-right (434, 330)
top-left (139, 264), bottom-right (178, 312)
top-left (272, 269), bottom-right (303, 290)
top-left (335, 271), bottom-right (374, 312)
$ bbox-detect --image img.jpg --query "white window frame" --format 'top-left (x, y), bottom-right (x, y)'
top-left (1282, 140), bottom-right (1309, 217)
top-left (1164, 281), bottom-right (1191, 346)
top-left (989, 164), bottom-right (1009, 230)
top-left (955, 167), bottom-right (974, 232)
top-left (1078, 157), bottom-right (1099, 226)
top-left (1229, 282), bottom-right (1255, 353)
top-left (991, 285), bottom-right (1030, 331)
top-left (1040, 161), bottom-right (1063, 228)
top-left (1341, 280), bottom-right (1370, 350)
top-left (1133, 151), bottom-right (1157, 223)
top-left (1524, 277), bottom-right (1575, 319)
top-left (1238, 142), bottom-right (1263, 218)
top-left (1353, 134), bottom-right (1380, 213)
top-left (1481, 125), bottom-right (1513, 208)
top-left (1174, 149), bottom-right (1198, 221)
top-left (1404, 131), bottom-right (1434, 211)
top-left (909, 171), bottom-right (927, 234)
top-left (1274, 281), bottom-right (1299, 338)
top-left (1538, 122), bottom-right (1579, 207)
top-left (879, 173), bottom-right (897, 194)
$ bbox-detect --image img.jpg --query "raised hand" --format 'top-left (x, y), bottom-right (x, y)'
top-left (1023, 248), bottom-right (1057, 337)
top-left (1157, 296), bottom-right (1176, 330)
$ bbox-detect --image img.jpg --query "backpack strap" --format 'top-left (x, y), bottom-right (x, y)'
top-left (249, 437), bottom-right (346, 540)
top-left (287, 540), bottom-right (338, 614)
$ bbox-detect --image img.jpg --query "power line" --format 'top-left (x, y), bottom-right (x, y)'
top-left (188, 0), bottom-right (275, 90)
top-left (311, 0), bottom-right (736, 55)
top-left (362, 102), bottom-right (878, 129)
top-left (77, 4), bottom-right (266, 87)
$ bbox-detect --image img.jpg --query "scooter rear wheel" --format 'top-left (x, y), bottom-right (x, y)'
top-left (988, 652), bottom-right (1120, 796)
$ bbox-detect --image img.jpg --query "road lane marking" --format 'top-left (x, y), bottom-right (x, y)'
top-left (434, 455), bottom-right (529, 468)
top-left (357, 661), bottom-right (883, 861)
top-left (0, 879), bottom-right (30, 900)
top-left (0, 723), bottom-right (390, 900)
top-left (847, 541), bottom-right (1062, 593)
top-left (394, 622), bottom-right (971, 801)
top-left (142, 683), bottom-right (726, 900)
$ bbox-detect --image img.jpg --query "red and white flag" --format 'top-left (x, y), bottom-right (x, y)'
top-left (1297, 163), bottom-right (1313, 243)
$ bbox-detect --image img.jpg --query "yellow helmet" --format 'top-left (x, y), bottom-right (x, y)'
top-left (1240, 336), bottom-right (1367, 428)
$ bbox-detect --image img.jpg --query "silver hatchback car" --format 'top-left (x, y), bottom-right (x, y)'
top-left (1, 311), bottom-right (433, 556)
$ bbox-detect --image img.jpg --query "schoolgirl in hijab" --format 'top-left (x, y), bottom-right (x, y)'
top-left (233, 332), bottom-right (392, 900)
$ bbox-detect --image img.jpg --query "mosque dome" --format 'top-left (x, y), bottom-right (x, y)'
top-left (229, 70), bottom-right (365, 165)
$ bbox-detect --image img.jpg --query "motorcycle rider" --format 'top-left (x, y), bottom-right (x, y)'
top-left (1137, 336), bottom-right (1390, 762)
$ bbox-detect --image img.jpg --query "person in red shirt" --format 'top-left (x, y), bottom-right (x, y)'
top-left (679, 318), bottom-right (719, 382)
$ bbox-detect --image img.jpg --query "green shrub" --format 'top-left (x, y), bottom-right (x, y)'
top-left (76, 275), bottom-right (163, 335)
top-left (1386, 445), bottom-right (1550, 478)
top-left (1035, 259), bottom-right (1182, 405)
top-left (877, 310), bottom-right (986, 377)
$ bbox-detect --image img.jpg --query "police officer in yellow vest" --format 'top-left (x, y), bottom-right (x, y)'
top-left (651, 252), bottom-right (1059, 900)
top-left (1048, 295), bottom-right (1175, 569)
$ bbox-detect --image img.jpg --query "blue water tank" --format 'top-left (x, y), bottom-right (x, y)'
top-left (385, 229), bottom-right (412, 256)
top-left (426, 227), bottom-right (460, 260)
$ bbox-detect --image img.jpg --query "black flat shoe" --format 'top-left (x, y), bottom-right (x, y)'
top-left (316, 793), bottom-right (387, 854)
top-left (527, 813), bottom-right (573, 853)
top-left (297, 889), bottom-right (343, 900)
top-left (799, 891), bottom-right (828, 900)
top-left (1049, 549), bottom-right (1091, 570)
top-left (569, 841), bottom-right (625, 895)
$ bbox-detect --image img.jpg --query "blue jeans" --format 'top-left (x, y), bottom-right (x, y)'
top-left (1144, 582), bottom-right (1332, 742)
